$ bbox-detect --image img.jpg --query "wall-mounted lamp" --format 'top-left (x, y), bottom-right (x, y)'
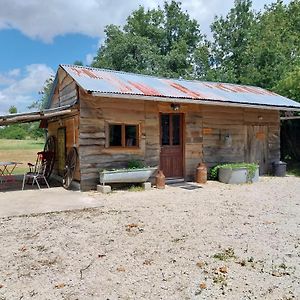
top-left (258, 115), bottom-right (263, 121)
top-left (171, 103), bottom-right (180, 111)
top-left (58, 119), bottom-right (63, 126)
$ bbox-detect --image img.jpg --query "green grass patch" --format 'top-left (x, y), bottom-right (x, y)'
top-left (0, 139), bottom-right (44, 174)
top-left (0, 139), bottom-right (44, 150)
top-left (213, 247), bottom-right (236, 261)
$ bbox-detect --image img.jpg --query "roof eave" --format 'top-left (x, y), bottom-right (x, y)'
top-left (91, 92), bottom-right (300, 112)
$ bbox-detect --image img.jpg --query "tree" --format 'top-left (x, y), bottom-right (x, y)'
top-left (28, 77), bottom-right (54, 110)
top-left (8, 105), bottom-right (17, 114)
top-left (92, 1), bottom-right (209, 79)
top-left (210, 0), bottom-right (257, 83)
top-left (246, 0), bottom-right (300, 89)
top-left (274, 66), bottom-right (300, 101)
top-left (73, 60), bottom-right (84, 66)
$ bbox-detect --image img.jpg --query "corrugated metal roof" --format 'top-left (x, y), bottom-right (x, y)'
top-left (60, 64), bottom-right (300, 110)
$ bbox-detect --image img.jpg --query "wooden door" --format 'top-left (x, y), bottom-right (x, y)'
top-left (246, 125), bottom-right (268, 175)
top-left (57, 127), bottom-right (66, 176)
top-left (160, 113), bottom-right (183, 178)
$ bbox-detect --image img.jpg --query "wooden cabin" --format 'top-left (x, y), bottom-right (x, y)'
top-left (46, 65), bottom-right (300, 191)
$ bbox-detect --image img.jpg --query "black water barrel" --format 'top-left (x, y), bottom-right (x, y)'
top-left (273, 161), bottom-right (287, 177)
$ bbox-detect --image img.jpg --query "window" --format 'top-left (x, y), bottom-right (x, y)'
top-left (108, 123), bottom-right (139, 147)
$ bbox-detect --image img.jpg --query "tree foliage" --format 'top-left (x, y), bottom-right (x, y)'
top-left (210, 0), bottom-right (256, 83)
top-left (92, 1), bottom-right (208, 79)
top-left (210, 0), bottom-right (300, 94)
top-left (28, 77), bottom-right (54, 110)
top-left (9, 106), bottom-right (17, 114)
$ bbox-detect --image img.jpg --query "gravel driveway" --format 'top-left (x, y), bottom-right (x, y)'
top-left (0, 176), bottom-right (299, 299)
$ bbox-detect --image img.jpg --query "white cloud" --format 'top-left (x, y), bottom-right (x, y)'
top-left (8, 68), bottom-right (21, 77)
top-left (0, 64), bottom-right (54, 115)
top-left (85, 53), bottom-right (94, 65)
top-left (0, 0), bottom-right (291, 43)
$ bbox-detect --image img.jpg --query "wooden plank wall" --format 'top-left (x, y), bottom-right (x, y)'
top-left (202, 106), bottom-right (280, 172)
top-left (50, 70), bottom-right (78, 108)
top-left (202, 106), bottom-right (246, 167)
top-left (244, 108), bottom-right (280, 171)
top-left (184, 105), bottom-right (203, 180)
top-left (79, 97), bottom-right (205, 190)
top-left (144, 102), bottom-right (160, 168)
top-left (79, 92), bottom-right (147, 190)
top-left (47, 114), bottom-right (80, 181)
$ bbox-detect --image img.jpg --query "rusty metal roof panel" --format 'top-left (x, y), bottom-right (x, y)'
top-left (60, 64), bottom-right (300, 109)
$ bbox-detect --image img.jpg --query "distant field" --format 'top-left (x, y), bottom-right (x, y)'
top-left (0, 139), bottom-right (44, 174)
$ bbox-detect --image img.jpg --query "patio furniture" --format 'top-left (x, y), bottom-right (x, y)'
top-left (0, 161), bottom-right (22, 187)
top-left (22, 152), bottom-right (50, 190)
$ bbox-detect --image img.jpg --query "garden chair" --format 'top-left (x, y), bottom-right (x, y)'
top-left (22, 151), bottom-right (50, 190)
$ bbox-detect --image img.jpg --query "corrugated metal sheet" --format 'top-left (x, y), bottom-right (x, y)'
top-left (61, 64), bottom-right (300, 109)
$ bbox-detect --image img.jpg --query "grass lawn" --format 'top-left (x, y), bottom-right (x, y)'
top-left (0, 139), bottom-right (44, 174)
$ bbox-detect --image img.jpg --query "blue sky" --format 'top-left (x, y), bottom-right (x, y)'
top-left (0, 0), bottom-right (290, 114)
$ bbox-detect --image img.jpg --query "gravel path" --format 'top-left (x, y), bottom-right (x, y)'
top-left (0, 176), bottom-right (299, 299)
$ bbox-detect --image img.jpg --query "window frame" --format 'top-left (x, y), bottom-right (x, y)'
top-left (107, 122), bottom-right (140, 148)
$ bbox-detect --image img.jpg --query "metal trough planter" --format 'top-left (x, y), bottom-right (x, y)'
top-left (218, 165), bottom-right (259, 184)
top-left (99, 167), bottom-right (157, 185)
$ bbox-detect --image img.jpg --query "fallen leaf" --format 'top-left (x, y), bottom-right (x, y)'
top-left (272, 271), bottom-right (283, 277)
top-left (263, 221), bottom-right (276, 225)
top-left (199, 282), bottom-right (207, 289)
top-left (0, 284), bottom-right (3, 288)
top-left (19, 246), bottom-right (27, 252)
top-left (143, 259), bottom-right (153, 266)
top-left (126, 223), bottom-right (138, 229)
top-left (196, 261), bottom-right (206, 268)
top-left (98, 254), bottom-right (106, 258)
top-left (219, 266), bottom-right (228, 273)
top-left (55, 283), bottom-right (65, 289)
top-left (117, 266), bottom-right (125, 272)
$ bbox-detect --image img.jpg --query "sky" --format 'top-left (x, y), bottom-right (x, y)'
top-left (0, 0), bottom-right (290, 114)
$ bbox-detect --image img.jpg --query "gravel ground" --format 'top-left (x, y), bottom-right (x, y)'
top-left (0, 176), bottom-right (299, 300)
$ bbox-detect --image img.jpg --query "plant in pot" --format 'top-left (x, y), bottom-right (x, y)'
top-left (99, 160), bottom-right (157, 185)
top-left (210, 163), bottom-right (259, 184)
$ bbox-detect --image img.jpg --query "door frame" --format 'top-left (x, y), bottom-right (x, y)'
top-left (159, 112), bottom-right (185, 179)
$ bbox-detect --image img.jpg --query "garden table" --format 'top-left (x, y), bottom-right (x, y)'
top-left (0, 162), bottom-right (22, 187)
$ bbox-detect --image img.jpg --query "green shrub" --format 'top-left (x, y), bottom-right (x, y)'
top-left (0, 122), bottom-right (44, 140)
top-left (127, 159), bottom-right (146, 169)
top-left (0, 125), bottom-right (27, 139)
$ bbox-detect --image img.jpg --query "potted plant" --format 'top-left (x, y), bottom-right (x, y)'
top-left (210, 163), bottom-right (259, 184)
top-left (99, 160), bottom-right (157, 185)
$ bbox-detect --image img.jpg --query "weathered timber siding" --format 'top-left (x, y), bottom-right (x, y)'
top-left (184, 105), bottom-right (203, 181)
top-left (203, 106), bottom-right (246, 167)
top-left (50, 70), bottom-right (78, 108)
top-left (47, 114), bottom-right (80, 181)
top-left (79, 91), bottom-right (146, 190)
top-left (144, 102), bottom-right (160, 168)
top-left (202, 106), bottom-right (280, 172)
top-left (78, 94), bottom-right (204, 190)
